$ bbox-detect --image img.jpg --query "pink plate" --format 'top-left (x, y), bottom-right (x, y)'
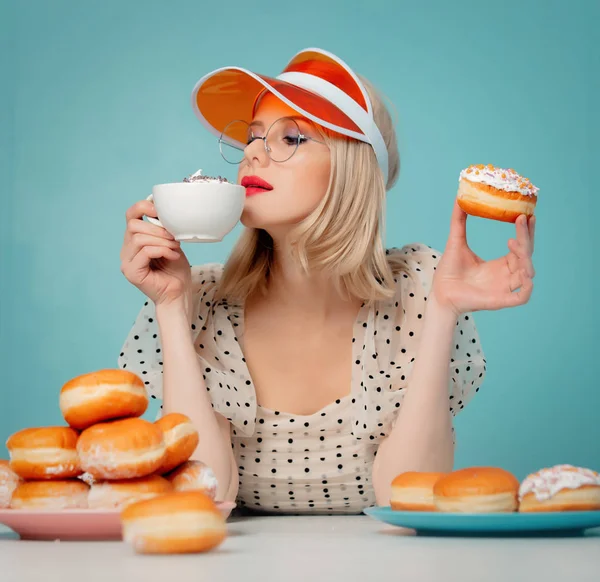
top-left (0, 501), bottom-right (236, 541)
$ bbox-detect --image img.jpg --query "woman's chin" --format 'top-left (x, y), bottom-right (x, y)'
top-left (240, 209), bottom-right (298, 231)
top-left (239, 210), bottom-right (264, 229)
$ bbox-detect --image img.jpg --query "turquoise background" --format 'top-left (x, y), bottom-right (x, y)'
top-left (1, 0), bottom-right (598, 479)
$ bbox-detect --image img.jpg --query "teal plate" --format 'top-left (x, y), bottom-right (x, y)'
top-left (363, 506), bottom-right (600, 537)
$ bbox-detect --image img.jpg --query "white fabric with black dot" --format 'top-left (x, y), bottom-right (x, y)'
top-left (119, 244), bottom-right (486, 514)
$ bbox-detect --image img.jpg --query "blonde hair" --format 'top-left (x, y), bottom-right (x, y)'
top-left (216, 75), bottom-right (402, 305)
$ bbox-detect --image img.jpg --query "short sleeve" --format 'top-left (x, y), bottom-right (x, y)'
top-left (117, 301), bottom-right (164, 411)
top-left (117, 263), bottom-right (258, 433)
top-left (349, 243), bottom-right (486, 444)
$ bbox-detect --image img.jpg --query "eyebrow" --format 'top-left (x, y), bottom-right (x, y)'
top-left (249, 115), bottom-right (309, 128)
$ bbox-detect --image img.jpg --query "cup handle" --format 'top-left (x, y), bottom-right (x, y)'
top-left (145, 194), bottom-right (163, 227)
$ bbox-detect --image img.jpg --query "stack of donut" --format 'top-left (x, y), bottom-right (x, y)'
top-left (390, 464), bottom-right (600, 513)
top-left (2, 368), bottom-right (225, 554)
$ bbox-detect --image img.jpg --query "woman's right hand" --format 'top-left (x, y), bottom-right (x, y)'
top-left (120, 200), bottom-right (192, 307)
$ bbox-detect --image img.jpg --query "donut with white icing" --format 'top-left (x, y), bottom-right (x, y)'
top-left (457, 164), bottom-right (538, 223)
top-left (518, 464), bottom-right (600, 512)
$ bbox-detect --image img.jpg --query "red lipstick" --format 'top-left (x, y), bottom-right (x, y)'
top-left (241, 175), bottom-right (273, 197)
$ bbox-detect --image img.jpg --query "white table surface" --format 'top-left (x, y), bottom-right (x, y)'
top-left (1, 515), bottom-right (599, 582)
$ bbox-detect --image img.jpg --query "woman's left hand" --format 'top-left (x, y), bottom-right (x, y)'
top-left (431, 200), bottom-right (536, 316)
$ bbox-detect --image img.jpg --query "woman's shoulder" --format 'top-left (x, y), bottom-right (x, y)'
top-left (384, 242), bottom-right (443, 296)
top-left (386, 242), bottom-right (443, 269)
top-left (188, 262), bottom-right (228, 304)
top-left (190, 262), bottom-right (225, 288)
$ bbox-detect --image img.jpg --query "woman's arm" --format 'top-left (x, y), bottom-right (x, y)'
top-left (372, 203), bottom-right (535, 505)
top-left (156, 297), bottom-right (238, 502)
top-left (371, 290), bottom-right (457, 505)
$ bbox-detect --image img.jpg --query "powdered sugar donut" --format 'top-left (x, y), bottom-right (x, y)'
top-left (11, 480), bottom-right (89, 510)
top-left (390, 471), bottom-right (446, 511)
top-left (60, 369), bottom-right (148, 430)
top-left (457, 164), bottom-right (538, 223)
top-left (519, 464), bottom-right (600, 512)
top-left (77, 418), bottom-right (166, 480)
top-left (155, 413), bottom-right (199, 474)
top-left (433, 467), bottom-right (519, 513)
top-left (165, 461), bottom-right (218, 500)
top-left (88, 475), bottom-right (173, 510)
top-left (121, 491), bottom-right (226, 554)
top-left (6, 426), bottom-right (81, 480)
top-left (0, 460), bottom-right (22, 508)
top-left (78, 472), bottom-right (96, 486)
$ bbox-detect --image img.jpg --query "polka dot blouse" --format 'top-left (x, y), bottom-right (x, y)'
top-left (118, 244), bottom-right (486, 514)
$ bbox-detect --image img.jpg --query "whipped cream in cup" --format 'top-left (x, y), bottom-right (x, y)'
top-left (182, 169), bottom-right (231, 184)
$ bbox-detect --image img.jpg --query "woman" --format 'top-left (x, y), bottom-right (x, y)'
top-left (118, 48), bottom-right (536, 514)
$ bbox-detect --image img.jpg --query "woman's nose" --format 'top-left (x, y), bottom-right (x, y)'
top-left (244, 137), bottom-right (269, 167)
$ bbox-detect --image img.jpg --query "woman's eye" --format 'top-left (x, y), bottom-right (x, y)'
top-left (283, 135), bottom-right (306, 145)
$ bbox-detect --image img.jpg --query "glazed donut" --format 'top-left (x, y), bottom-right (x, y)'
top-left (121, 491), bottom-right (227, 554)
top-left (155, 413), bottom-right (199, 474)
top-left (165, 461), bottom-right (218, 500)
top-left (433, 467), bottom-right (519, 513)
top-left (88, 475), bottom-right (173, 510)
top-left (10, 480), bottom-right (89, 510)
top-left (457, 164), bottom-right (538, 223)
top-left (77, 418), bottom-right (166, 480)
top-left (518, 464), bottom-right (600, 512)
top-left (0, 460), bottom-right (22, 508)
top-left (390, 471), bottom-right (446, 511)
top-left (6, 426), bottom-right (81, 480)
top-left (60, 369), bottom-right (148, 430)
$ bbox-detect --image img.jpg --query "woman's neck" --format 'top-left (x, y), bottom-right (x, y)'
top-left (259, 236), bottom-right (361, 320)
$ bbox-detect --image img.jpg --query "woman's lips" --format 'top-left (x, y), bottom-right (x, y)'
top-left (245, 186), bottom-right (269, 196)
top-left (241, 175), bottom-right (273, 197)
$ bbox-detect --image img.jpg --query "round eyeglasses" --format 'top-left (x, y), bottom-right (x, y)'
top-left (219, 117), bottom-right (326, 165)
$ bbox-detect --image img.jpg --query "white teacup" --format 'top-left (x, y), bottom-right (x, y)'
top-left (145, 181), bottom-right (245, 242)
